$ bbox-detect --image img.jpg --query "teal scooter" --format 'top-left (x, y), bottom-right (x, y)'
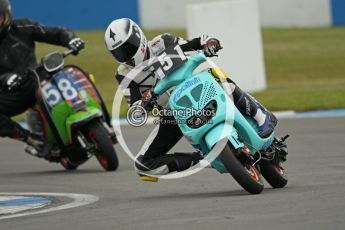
top-left (143, 44), bottom-right (288, 194)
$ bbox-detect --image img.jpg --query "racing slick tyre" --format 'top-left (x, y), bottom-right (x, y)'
top-left (219, 143), bottom-right (264, 194)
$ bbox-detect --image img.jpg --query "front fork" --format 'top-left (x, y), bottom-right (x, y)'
top-left (75, 121), bottom-right (117, 156)
top-left (76, 131), bottom-right (97, 158)
top-left (236, 135), bottom-right (289, 173)
top-left (260, 135), bottom-right (289, 165)
top-left (101, 121), bottom-right (118, 144)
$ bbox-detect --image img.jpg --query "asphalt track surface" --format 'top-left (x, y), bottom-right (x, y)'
top-left (1, 117), bottom-right (345, 230)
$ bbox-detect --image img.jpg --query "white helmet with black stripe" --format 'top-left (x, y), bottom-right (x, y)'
top-left (105, 18), bottom-right (148, 67)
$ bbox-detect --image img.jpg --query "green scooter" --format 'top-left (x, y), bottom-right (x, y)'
top-left (26, 48), bottom-right (118, 171)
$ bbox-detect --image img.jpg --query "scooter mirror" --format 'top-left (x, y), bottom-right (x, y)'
top-left (42, 52), bottom-right (64, 73)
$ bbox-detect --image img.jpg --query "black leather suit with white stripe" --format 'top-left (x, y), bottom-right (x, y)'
top-left (115, 34), bottom-right (258, 176)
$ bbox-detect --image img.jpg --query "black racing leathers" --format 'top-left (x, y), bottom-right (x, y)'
top-left (0, 19), bottom-right (76, 138)
top-left (115, 34), bottom-right (208, 176)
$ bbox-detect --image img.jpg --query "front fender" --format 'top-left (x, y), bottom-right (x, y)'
top-left (65, 107), bottom-right (103, 144)
top-left (204, 122), bottom-right (244, 150)
top-left (204, 122), bottom-right (244, 174)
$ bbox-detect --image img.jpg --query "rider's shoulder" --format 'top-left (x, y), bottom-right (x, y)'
top-left (160, 33), bottom-right (178, 42)
top-left (150, 33), bottom-right (177, 47)
top-left (11, 18), bottom-right (37, 29)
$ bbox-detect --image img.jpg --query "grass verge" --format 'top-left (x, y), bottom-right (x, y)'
top-left (14, 27), bottom-right (344, 121)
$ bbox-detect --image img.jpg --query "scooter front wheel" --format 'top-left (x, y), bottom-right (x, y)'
top-left (219, 143), bottom-right (264, 194)
top-left (85, 120), bottom-right (119, 171)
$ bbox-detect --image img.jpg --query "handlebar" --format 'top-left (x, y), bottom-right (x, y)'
top-left (62, 49), bottom-right (76, 58)
top-left (62, 41), bottom-right (86, 57)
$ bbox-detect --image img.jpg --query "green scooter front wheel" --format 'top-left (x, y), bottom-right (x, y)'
top-left (85, 120), bottom-right (119, 171)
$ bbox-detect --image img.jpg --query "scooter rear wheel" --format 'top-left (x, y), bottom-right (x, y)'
top-left (260, 161), bottom-right (288, 188)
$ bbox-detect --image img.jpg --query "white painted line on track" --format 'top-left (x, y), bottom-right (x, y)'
top-left (273, 110), bottom-right (296, 118)
top-left (0, 193), bottom-right (99, 220)
top-left (0, 196), bottom-right (51, 215)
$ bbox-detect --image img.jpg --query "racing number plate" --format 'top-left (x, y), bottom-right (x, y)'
top-left (151, 44), bottom-right (187, 79)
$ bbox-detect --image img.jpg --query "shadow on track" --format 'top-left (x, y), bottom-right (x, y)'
top-left (1, 169), bottom-right (114, 177)
top-left (131, 189), bottom-right (251, 201)
top-left (128, 186), bottom-right (296, 203)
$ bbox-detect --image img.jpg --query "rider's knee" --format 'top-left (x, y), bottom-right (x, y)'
top-left (133, 154), bottom-right (170, 176)
top-left (133, 154), bottom-right (149, 174)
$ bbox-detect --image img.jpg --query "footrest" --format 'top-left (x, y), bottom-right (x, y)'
top-left (140, 175), bottom-right (159, 182)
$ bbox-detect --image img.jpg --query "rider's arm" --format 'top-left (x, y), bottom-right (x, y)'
top-left (159, 33), bottom-right (205, 52)
top-left (162, 33), bottom-right (220, 55)
top-left (178, 35), bottom-right (218, 52)
top-left (14, 19), bottom-right (76, 47)
top-left (178, 35), bottom-right (222, 57)
top-left (178, 35), bottom-right (210, 52)
top-left (115, 73), bottom-right (142, 106)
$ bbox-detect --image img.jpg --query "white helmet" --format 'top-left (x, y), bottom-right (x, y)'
top-left (105, 18), bottom-right (148, 67)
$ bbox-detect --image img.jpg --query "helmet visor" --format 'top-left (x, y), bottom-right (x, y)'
top-left (110, 29), bottom-right (141, 64)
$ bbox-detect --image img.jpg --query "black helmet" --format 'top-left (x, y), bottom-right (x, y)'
top-left (0, 0), bottom-right (12, 37)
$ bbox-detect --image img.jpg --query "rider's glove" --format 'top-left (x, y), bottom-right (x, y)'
top-left (0, 73), bottom-right (24, 91)
top-left (142, 89), bottom-right (152, 105)
top-left (203, 38), bottom-right (222, 57)
top-left (68, 38), bottom-right (85, 55)
top-left (141, 89), bottom-right (157, 112)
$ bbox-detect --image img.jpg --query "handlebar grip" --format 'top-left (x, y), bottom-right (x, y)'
top-left (62, 49), bottom-right (75, 58)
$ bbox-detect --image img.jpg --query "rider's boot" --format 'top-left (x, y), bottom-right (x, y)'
top-left (135, 152), bottom-right (204, 182)
top-left (10, 123), bottom-right (47, 157)
top-left (25, 133), bottom-right (48, 157)
top-left (233, 89), bottom-right (277, 138)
